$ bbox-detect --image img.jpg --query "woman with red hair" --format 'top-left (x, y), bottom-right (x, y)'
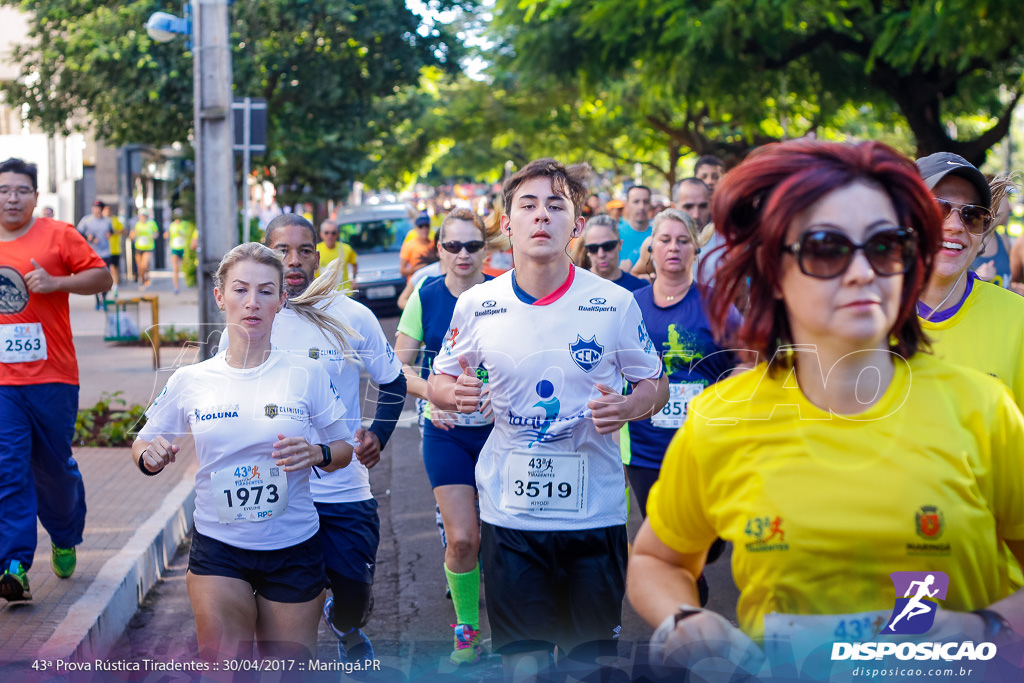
top-left (627, 139), bottom-right (1024, 678)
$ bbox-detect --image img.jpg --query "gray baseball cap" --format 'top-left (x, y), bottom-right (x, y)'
top-left (915, 152), bottom-right (991, 210)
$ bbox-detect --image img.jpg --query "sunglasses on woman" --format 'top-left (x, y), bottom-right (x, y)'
top-left (440, 240), bottom-right (486, 254)
top-left (935, 199), bottom-right (993, 235)
top-left (584, 240), bottom-right (620, 254)
top-left (783, 227), bottom-right (916, 279)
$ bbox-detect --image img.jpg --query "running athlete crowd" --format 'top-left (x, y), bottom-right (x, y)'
top-left (3, 139), bottom-right (1024, 683)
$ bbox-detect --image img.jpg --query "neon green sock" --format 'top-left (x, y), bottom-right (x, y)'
top-left (444, 563), bottom-right (480, 629)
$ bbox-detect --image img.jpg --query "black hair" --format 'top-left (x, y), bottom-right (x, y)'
top-left (0, 158), bottom-right (38, 191)
top-left (264, 213), bottom-right (318, 246)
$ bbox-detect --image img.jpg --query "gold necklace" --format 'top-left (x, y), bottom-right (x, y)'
top-left (659, 280), bottom-right (692, 302)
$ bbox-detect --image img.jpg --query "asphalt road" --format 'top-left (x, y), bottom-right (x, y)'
top-left (107, 315), bottom-right (740, 681)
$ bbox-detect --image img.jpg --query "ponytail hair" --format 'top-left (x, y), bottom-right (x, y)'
top-left (287, 258), bottom-right (361, 352)
top-left (216, 242), bottom-right (359, 353)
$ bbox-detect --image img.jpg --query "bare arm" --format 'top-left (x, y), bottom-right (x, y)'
top-left (272, 434), bottom-right (352, 473)
top-left (26, 262), bottom-right (112, 296)
top-left (630, 236), bottom-right (655, 279)
top-left (394, 331), bottom-right (429, 400)
top-left (628, 520), bottom-right (706, 626)
top-left (588, 373), bottom-right (670, 434)
top-left (397, 277), bottom-right (418, 310)
top-left (131, 436), bottom-right (180, 474)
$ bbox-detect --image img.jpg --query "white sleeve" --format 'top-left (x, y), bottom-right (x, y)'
top-left (352, 307), bottom-right (402, 384)
top-left (431, 295), bottom-right (480, 376)
top-left (616, 298), bottom-right (664, 383)
top-left (309, 366), bottom-right (354, 445)
top-left (138, 371), bottom-right (189, 439)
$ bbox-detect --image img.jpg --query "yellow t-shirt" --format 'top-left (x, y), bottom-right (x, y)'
top-left (316, 242), bottom-right (357, 293)
top-left (920, 279), bottom-right (1024, 410)
top-left (647, 354), bottom-right (1024, 642)
top-left (109, 217), bottom-right (123, 256)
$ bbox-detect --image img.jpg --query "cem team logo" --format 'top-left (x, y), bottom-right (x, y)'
top-left (569, 335), bottom-right (604, 372)
top-left (0, 265), bottom-right (29, 314)
top-left (885, 571), bottom-right (948, 635)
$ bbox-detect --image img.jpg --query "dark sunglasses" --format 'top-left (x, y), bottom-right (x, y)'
top-left (584, 240), bottom-right (620, 254)
top-left (935, 198), bottom-right (992, 235)
top-left (440, 240), bottom-right (486, 254)
top-left (783, 227), bottom-right (916, 279)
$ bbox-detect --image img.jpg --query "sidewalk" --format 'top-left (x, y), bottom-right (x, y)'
top-left (0, 273), bottom-right (202, 678)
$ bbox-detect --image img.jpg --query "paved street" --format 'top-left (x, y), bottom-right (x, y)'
top-left (1, 275), bottom-right (739, 682)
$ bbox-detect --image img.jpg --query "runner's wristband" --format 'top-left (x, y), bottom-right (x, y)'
top-left (318, 443), bottom-right (332, 468)
top-left (138, 451), bottom-right (163, 476)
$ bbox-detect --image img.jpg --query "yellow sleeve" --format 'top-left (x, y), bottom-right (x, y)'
top-left (990, 387), bottom-right (1024, 541)
top-left (646, 412), bottom-right (718, 554)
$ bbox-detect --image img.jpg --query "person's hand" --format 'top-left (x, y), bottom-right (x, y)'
top-left (141, 437), bottom-right (179, 473)
top-left (652, 610), bottom-right (768, 680)
top-left (429, 404), bottom-right (458, 430)
top-left (976, 260), bottom-right (997, 282)
top-left (273, 433), bottom-right (322, 472)
top-left (1010, 282), bottom-right (1024, 297)
top-left (588, 383), bottom-right (630, 434)
top-left (353, 428), bottom-right (382, 469)
top-left (453, 355), bottom-right (483, 414)
top-left (25, 259), bottom-right (59, 294)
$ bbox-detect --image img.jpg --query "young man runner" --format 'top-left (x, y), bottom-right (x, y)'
top-left (429, 159), bottom-right (668, 680)
top-left (0, 157), bottom-right (112, 601)
top-left (218, 215), bottom-right (407, 662)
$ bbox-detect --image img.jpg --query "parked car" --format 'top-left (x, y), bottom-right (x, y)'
top-left (336, 204), bottom-right (414, 315)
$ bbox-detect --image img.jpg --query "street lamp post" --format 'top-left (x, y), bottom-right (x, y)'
top-left (148, 1), bottom-right (235, 359)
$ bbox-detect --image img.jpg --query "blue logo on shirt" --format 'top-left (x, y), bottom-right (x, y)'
top-left (569, 335), bottom-right (604, 372)
top-left (885, 571), bottom-right (948, 635)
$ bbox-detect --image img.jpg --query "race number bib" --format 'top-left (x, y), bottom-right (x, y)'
top-left (501, 451), bottom-right (586, 515)
top-left (762, 610), bottom-right (890, 671)
top-left (0, 323), bottom-right (47, 363)
top-left (211, 463), bottom-right (288, 523)
top-left (651, 382), bottom-right (704, 429)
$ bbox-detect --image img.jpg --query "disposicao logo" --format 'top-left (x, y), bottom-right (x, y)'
top-left (831, 570), bottom-right (997, 663)
top-left (885, 571), bottom-right (948, 635)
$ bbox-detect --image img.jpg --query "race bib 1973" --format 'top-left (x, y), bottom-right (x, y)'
top-left (211, 463), bottom-right (288, 523)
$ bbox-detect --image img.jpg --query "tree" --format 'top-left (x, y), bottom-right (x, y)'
top-left (499, 0), bottom-right (1024, 166)
top-left (1, 0), bottom-right (467, 202)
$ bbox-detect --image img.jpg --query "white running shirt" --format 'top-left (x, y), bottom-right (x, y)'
top-left (219, 296), bottom-right (403, 503)
top-left (433, 267), bottom-right (662, 531)
top-left (140, 350), bottom-right (351, 549)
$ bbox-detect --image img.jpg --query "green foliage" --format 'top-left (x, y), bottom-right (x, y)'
top-left (1, 0), bottom-right (468, 202)
top-left (498, 0), bottom-right (1024, 165)
top-left (74, 391), bottom-right (147, 447)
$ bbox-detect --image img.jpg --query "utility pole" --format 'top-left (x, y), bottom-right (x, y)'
top-left (193, 0), bottom-right (235, 359)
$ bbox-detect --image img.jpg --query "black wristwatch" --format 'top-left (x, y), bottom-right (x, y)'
top-left (973, 609), bottom-right (1016, 643)
top-left (317, 443), bottom-right (332, 468)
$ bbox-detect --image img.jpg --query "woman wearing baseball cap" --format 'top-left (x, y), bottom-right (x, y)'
top-left (915, 152), bottom-right (1024, 410)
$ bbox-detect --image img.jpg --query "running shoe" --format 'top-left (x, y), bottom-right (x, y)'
top-left (449, 623), bottom-right (481, 665)
top-left (51, 544), bottom-right (77, 579)
top-left (323, 597), bottom-right (375, 663)
top-left (0, 561), bottom-right (31, 602)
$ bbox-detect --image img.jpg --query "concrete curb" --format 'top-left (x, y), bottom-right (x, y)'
top-left (36, 468), bottom-right (197, 662)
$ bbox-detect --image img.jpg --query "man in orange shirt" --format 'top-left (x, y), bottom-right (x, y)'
top-left (400, 213), bottom-right (436, 280)
top-left (0, 158), bottom-right (112, 602)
